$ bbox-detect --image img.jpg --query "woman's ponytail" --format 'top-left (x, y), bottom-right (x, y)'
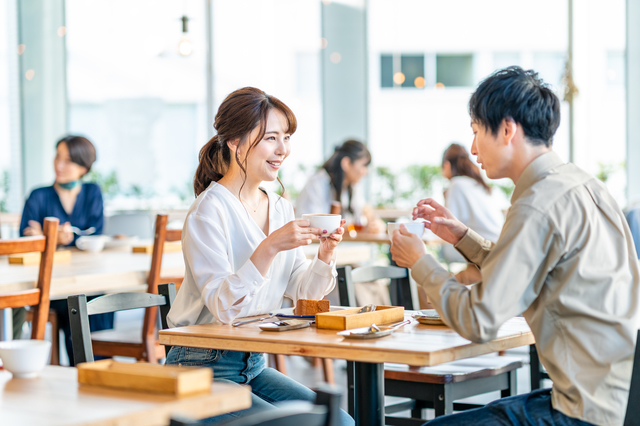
top-left (193, 135), bottom-right (230, 196)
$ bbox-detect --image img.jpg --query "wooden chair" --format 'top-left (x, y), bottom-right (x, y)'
top-left (68, 283), bottom-right (176, 364)
top-left (169, 386), bottom-right (343, 426)
top-left (0, 217), bottom-right (58, 340)
top-left (337, 265), bottom-right (523, 424)
top-left (87, 214), bottom-right (182, 363)
top-left (624, 329), bottom-right (640, 426)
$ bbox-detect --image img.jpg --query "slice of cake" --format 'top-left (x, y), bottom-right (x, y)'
top-left (293, 299), bottom-right (330, 316)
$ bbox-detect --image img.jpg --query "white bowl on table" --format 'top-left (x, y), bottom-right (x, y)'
top-left (0, 340), bottom-right (51, 378)
top-left (76, 235), bottom-right (109, 252)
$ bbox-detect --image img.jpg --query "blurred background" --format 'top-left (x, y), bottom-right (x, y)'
top-left (0, 0), bottom-right (636, 229)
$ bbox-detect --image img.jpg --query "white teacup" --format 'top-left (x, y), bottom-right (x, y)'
top-left (0, 340), bottom-right (51, 378)
top-left (76, 235), bottom-right (108, 252)
top-left (302, 214), bottom-right (342, 236)
top-left (387, 222), bottom-right (425, 241)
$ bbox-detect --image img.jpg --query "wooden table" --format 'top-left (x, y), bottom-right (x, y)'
top-left (0, 365), bottom-right (251, 425)
top-left (159, 314), bottom-right (534, 426)
top-left (0, 248), bottom-right (185, 300)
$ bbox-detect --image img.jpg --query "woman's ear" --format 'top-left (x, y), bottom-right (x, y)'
top-left (227, 138), bottom-right (240, 154)
top-left (340, 156), bottom-right (351, 172)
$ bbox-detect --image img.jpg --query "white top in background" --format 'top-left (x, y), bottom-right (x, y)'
top-left (445, 176), bottom-right (505, 242)
top-left (167, 182), bottom-right (337, 327)
top-left (296, 168), bottom-right (365, 224)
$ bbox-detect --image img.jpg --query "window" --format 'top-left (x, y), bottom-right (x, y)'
top-left (436, 54), bottom-right (473, 87)
top-left (606, 51), bottom-right (625, 88)
top-left (493, 52), bottom-right (521, 71)
top-left (533, 52), bottom-right (565, 89)
top-left (380, 53), bottom-right (425, 88)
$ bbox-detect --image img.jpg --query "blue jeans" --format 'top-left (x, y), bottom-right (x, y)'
top-left (424, 389), bottom-right (595, 426)
top-left (166, 346), bottom-right (354, 425)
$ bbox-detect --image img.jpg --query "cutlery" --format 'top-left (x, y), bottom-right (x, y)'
top-left (368, 319), bottom-right (411, 333)
top-left (232, 314), bottom-right (276, 327)
top-left (70, 226), bottom-right (96, 236)
top-left (356, 304), bottom-right (376, 314)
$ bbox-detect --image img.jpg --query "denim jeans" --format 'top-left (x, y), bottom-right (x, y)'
top-left (424, 389), bottom-right (595, 426)
top-left (166, 346), bottom-right (354, 425)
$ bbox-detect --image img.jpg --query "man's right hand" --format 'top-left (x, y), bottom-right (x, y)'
top-left (412, 198), bottom-right (468, 245)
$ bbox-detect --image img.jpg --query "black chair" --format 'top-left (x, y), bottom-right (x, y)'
top-left (529, 344), bottom-right (551, 390)
top-left (170, 386), bottom-right (343, 426)
top-left (337, 265), bottom-right (522, 425)
top-left (67, 283), bottom-right (176, 364)
top-left (624, 329), bottom-right (640, 426)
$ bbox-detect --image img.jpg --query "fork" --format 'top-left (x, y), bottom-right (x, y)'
top-left (70, 226), bottom-right (96, 236)
top-left (368, 319), bottom-right (411, 333)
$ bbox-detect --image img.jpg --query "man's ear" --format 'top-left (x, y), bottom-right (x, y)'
top-left (501, 118), bottom-right (518, 146)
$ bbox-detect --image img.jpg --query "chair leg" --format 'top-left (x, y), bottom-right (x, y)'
top-left (49, 311), bottom-right (60, 365)
top-left (530, 344), bottom-right (541, 390)
top-left (322, 358), bottom-right (335, 384)
top-left (346, 361), bottom-right (355, 417)
top-left (501, 370), bottom-right (518, 398)
top-left (269, 354), bottom-right (287, 375)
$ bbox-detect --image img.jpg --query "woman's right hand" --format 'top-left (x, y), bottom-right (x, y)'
top-left (412, 198), bottom-right (468, 245)
top-left (265, 220), bottom-right (323, 253)
top-left (251, 220), bottom-right (323, 276)
top-left (23, 220), bottom-right (43, 236)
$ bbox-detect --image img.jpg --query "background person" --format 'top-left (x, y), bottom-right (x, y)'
top-left (166, 87), bottom-right (353, 425)
top-left (296, 139), bottom-right (383, 234)
top-left (391, 67), bottom-right (638, 425)
top-left (17, 135), bottom-right (112, 365)
top-left (440, 143), bottom-right (505, 284)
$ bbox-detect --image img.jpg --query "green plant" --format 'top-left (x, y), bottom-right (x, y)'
top-left (0, 170), bottom-right (9, 212)
top-left (495, 181), bottom-right (515, 199)
top-left (401, 165), bottom-right (442, 201)
top-left (596, 161), bottom-right (624, 183)
top-left (373, 166), bottom-right (400, 207)
top-left (85, 169), bottom-right (120, 199)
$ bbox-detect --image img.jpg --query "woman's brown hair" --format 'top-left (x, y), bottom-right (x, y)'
top-left (56, 135), bottom-right (96, 176)
top-left (322, 139), bottom-right (371, 215)
top-left (442, 143), bottom-right (491, 194)
top-left (194, 87), bottom-right (297, 197)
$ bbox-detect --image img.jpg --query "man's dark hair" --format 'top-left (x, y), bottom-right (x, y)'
top-left (468, 66), bottom-right (561, 147)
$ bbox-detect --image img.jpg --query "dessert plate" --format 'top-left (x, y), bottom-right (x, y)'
top-left (259, 320), bottom-right (313, 332)
top-left (269, 306), bottom-right (348, 319)
top-left (412, 309), bottom-right (445, 325)
top-left (338, 326), bottom-right (394, 339)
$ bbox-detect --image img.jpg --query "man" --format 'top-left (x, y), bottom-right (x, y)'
top-left (391, 66), bottom-right (639, 426)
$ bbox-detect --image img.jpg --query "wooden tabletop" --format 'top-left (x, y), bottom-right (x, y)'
top-left (0, 365), bottom-right (251, 426)
top-left (0, 248), bottom-right (185, 300)
top-left (159, 314), bottom-right (534, 366)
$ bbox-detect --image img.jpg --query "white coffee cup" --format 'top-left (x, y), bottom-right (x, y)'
top-left (387, 222), bottom-right (425, 241)
top-left (302, 214), bottom-right (342, 236)
top-left (76, 235), bottom-right (108, 252)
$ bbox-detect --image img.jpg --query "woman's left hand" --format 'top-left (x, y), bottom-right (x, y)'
top-left (318, 219), bottom-right (346, 264)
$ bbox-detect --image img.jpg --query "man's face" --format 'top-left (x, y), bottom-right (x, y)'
top-left (470, 121), bottom-right (507, 179)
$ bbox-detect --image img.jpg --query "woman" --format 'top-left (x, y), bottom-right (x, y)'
top-left (166, 88), bottom-right (353, 425)
top-left (18, 135), bottom-right (112, 364)
top-left (296, 140), bottom-right (383, 233)
top-left (440, 143), bottom-right (505, 282)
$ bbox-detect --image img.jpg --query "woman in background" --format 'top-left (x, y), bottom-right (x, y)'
top-left (296, 139), bottom-right (383, 233)
top-left (440, 143), bottom-right (505, 283)
top-left (18, 135), bottom-right (112, 364)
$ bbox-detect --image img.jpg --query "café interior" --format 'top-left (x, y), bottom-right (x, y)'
top-left (1, 1), bottom-right (640, 425)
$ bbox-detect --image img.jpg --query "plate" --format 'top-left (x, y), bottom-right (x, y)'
top-left (412, 309), bottom-right (445, 326)
top-left (259, 320), bottom-right (313, 332)
top-left (269, 306), bottom-right (348, 319)
top-left (338, 326), bottom-right (394, 340)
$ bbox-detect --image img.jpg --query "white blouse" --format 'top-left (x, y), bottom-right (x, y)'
top-left (167, 182), bottom-right (337, 327)
top-left (296, 168), bottom-right (365, 224)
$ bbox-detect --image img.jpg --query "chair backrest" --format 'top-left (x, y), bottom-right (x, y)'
top-left (337, 265), bottom-right (417, 310)
top-left (144, 214), bottom-right (183, 347)
top-left (67, 282), bottom-right (176, 364)
top-left (0, 217), bottom-right (58, 339)
top-left (170, 386), bottom-right (342, 426)
top-left (624, 329), bottom-right (640, 426)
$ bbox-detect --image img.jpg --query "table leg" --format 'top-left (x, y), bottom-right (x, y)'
top-left (354, 361), bottom-right (384, 426)
top-left (0, 308), bottom-right (13, 341)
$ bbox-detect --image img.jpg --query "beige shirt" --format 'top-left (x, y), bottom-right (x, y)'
top-left (411, 151), bottom-right (640, 426)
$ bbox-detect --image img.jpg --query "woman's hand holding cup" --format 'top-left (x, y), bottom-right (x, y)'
top-left (318, 219), bottom-right (346, 264)
top-left (266, 219), bottom-right (324, 254)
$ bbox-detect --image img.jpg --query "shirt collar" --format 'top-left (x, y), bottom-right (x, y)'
top-left (510, 151), bottom-right (565, 204)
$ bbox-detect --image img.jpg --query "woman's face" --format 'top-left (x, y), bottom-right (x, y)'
top-left (54, 142), bottom-right (87, 184)
top-left (342, 156), bottom-right (369, 185)
top-left (238, 109), bottom-right (291, 183)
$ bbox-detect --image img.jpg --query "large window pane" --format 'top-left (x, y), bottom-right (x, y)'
top-left (436, 54), bottom-right (474, 88)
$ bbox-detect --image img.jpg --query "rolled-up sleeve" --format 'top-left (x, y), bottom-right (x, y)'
top-left (285, 247), bottom-right (337, 303)
top-left (411, 206), bottom-right (562, 342)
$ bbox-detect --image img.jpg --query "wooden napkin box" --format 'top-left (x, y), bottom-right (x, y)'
top-left (8, 250), bottom-right (72, 265)
top-left (132, 242), bottom-right (182, 254)
top-left (316, 306), bottom-right (405, 330)
top-left (77, 359), bottom-right (212, 396)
